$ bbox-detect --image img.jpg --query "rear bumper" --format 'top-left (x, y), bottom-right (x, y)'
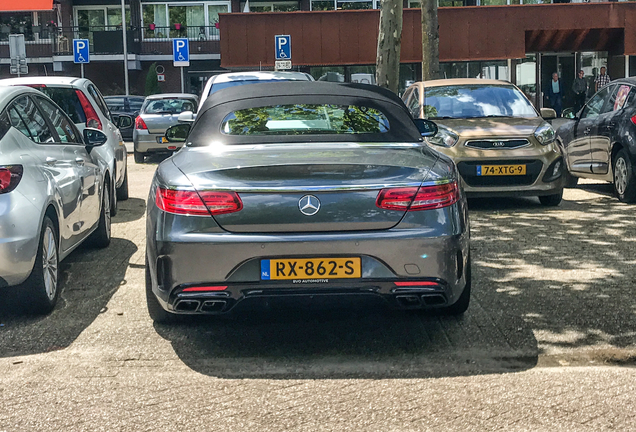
top-left (133, 130), bottom-right (185, 153)
top-left (147, 228), bottom-right (470, 315)
top-left (0, 192), bottom-right (41, 286)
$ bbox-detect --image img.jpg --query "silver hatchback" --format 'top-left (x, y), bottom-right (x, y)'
top-left (132, 93), bottom-right (199, 163)
top-left (0, 86), bottom-right (112, 314)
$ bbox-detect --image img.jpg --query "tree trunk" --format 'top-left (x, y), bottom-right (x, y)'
top-left (421, 0), bottom-right (439, 80)
top-left (375, 0), bottom-right (403, 94)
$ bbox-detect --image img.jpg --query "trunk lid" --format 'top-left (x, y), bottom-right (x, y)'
top-left (140, 113), bottom-right (179, 135)
top-left (172, 143), bottom-right (439, 233)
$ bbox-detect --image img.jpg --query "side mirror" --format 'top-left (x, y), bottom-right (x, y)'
top-left (413, 118), bottom-right (438, 138)
top-left (165, 123), bottom-right (191, 143)
top-left (540, 108), bottom-right (557, 120)
top-left (83, 128), bottom-right (108, 146)
top-left (177, 111), bottom-right (196, 123)
top-left (116, 114), bottom-right (133, 129)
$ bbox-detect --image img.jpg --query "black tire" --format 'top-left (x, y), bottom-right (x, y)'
top-left (21, 216), bottom-right (60, 315)
top-left (110, 177), bottom-right (118, 217)
top-left (539, 191), bottom-right (563, 206)
top-left (116, 164), bottom-right (129, 201)
top-left (89, 182), bottom-right (112, 248)
top-left (145, 256), bottom-right (178, 323)
top-left (442, 257), bottom-right (471, 316)
top-left (134, 150), bottom-right (144, 164)
top-left (564, 171), bottom-right (579, 188)
top-left (612, 149), bottom-right (636, 203)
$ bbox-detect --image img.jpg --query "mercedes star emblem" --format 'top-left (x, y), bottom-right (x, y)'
top-left (298, 195), bottom-right (321, 216)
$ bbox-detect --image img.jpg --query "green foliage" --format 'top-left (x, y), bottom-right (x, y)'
top-left (225, 104), bottom-right (388, 135)
top-left (145, 63), bottom-right (162, 96)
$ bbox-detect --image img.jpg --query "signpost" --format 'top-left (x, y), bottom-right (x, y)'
top-left (9, 35), bottom-right (27, 77)
top-left (73, 39), bottom-right (90, 78)
top-left (275, 35), bottom-right (291, 71)
top-left (173, 38), bottom-right (190, 93)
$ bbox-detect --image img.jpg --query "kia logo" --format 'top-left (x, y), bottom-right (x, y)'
top-left (493, 141), bottom-right (506, 147)
top-left (298, 195), bottom-right (321, 216)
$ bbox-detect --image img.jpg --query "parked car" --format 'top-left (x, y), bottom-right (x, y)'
top-left (403, 79), bottom-right (565, 206)
top-left (132, 93), bottom-right (199, 163)
top-left (0, 86), bottom-right (112, 314)
top-left (104, 95), bottom-right (146, 141)
top-left (0, 77), bottom-right (131, 211)
top-left (556, 78), bottom-right (636, 202)
top-left (197, 71), bottom-right (314, 110)
top-left (145, 82), bottom-right (470, 323)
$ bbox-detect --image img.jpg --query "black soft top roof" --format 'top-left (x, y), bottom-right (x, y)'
top-left (189, 81), bottom-right (423, 145)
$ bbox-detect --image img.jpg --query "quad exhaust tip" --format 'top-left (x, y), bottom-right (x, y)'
top-left (395, 294), bottom-right (446, 308)
top-left (174, 299), bottom-right (227, 313)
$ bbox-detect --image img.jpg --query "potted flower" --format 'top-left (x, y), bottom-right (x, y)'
top-left (149, 23), bottom-right (155, 30)
top-left (174, 23), bottom-right (181, 30)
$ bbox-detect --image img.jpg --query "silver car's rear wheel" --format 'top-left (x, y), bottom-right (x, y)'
top-left (89, 182), bottom-right (112, 248)
top-left (614, 156), bottom-right (628, 196)
top-left (22, 216), bottom-right (60, 314)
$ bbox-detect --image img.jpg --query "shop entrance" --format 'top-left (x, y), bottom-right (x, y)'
top-left (540, 53), bottom-right (576, 112)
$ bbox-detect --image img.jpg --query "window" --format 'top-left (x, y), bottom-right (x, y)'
top-left (310, 0), bottom-right (380, 9)
top-left (36, 98), bottom-right (81, 144)
top-left (37, 87), bottom-right (87, 124)
top-left (142, 2), bottom-right (230, 39)
top-left (407, 89), bottom-right (420, 118)
top-left (581, 86), bottom-right (611, 120)
top-left (11, 97), bottom-right (54, 144)
top-left (240, 1), bottom-right (300, 12)
top-left (105, 97), bottom-right (126, 112)
top-left (75, 6), bottom-right (131, 43)
top-left (222, 104), bottom-right (390, 136)
top-left (423, 85), bottom-right (537, 119)
top-left (8, 107), bottom-right (33, 140)
top-left (87, 85), bottom-right (111, 119)
top-left (143, 98), bottom-right (198, 114)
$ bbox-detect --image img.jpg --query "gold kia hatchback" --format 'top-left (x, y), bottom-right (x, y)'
top-left (403, 79), bottom-right (565, 206)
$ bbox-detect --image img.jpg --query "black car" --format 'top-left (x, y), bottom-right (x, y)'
top-left (557, 78), bottom-right (636, 202)
top-left (104, 95), bottom-right (145, 141)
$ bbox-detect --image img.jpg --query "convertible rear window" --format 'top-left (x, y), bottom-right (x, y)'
top-left (221, 104), bottom-right (390, 135)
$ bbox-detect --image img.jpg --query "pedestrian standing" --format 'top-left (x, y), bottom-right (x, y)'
top-left (595, 66), bottom-right (611, 92)
top-left (547, 72), bottom-right (563, 117)
top-left (572, 70), bottom-right (588, 114)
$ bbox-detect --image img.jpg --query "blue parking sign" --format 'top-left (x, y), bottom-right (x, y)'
top-left (73, 39), bottom-right (90, 64)
top-left (275, 35), bottom-right (291, 60)
top-left (173, 38), bottom-right (190, 67)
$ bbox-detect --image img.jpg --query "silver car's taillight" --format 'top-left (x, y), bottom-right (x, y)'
top-left (0, 165), bottom-right (23, 194)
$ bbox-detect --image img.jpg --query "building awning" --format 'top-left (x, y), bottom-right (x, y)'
top-left (1, 0), bottom-right (53, 12)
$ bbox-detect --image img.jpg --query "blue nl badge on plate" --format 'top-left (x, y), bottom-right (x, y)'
top-left (261, 260), bottom-right (271, 280)
top-left (476, 166), bottom-right (482, 176)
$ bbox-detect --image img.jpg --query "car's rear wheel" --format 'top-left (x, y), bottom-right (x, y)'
top-left (116, 164), bottom-right (129, 201)
top-left (441, 257), bottom-right (471, 316)
top-left (22, 216), bottom-right (59, 315)
top-left (613, 149), bottom-right (636, 203)
top-left (134, 150), bottom-right (144, 164)
top-left (539, 191), bottom-right (563, 206)
top-left (90, 183), bottom-right (112, 248)
top-left (145, 256), bottom-right (178, 324)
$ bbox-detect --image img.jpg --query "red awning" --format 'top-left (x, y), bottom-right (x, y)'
top-left (1, 0), bottom-right (53, 12)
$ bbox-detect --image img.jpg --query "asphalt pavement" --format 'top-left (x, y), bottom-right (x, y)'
top-left (0, 155), bottom-right (635, 431)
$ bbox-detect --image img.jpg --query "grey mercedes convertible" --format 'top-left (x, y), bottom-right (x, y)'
top-left (145, 82), bottom-right (470, 323)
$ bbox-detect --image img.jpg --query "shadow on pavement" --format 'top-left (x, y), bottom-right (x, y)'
top-left (153, 290), bottom-right (538, 379)
top-left (113, 197), bottom-right (146, 224)
top-left (0, 238), bottom-right (137, 358)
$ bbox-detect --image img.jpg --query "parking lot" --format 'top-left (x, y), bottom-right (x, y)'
top-left (1, 156), bottom-right (636, 431)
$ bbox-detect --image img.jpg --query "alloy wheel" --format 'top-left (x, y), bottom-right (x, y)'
top-left (42, 226), bottom-right (58, 301)
top-left (615, 157), bottom-right (628, 196)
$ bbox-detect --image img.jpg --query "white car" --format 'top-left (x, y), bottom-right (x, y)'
top-left (197, 71), bottom-right (314, 110)
top-left (0, 77), bottom-right (130, 214)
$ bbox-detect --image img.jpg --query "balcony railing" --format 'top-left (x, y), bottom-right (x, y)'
top-left (0, 25), bottom-right (221, 58)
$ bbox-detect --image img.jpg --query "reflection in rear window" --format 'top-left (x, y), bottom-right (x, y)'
top-left (38, 88), bottom-right (87, 124)
top-left (221, 104), bottom-right (390, 136)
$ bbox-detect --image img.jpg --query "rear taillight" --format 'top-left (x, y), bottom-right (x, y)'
top-left (181, 286), bottom-right (227, 292)
top-left (75, 90), bottom-right (102, 130)
top-left (135, 116), bottom-right (148, 130)
top-left (155, 188), bottom-right (243, 216)
top-left (376, 182), bottom-right (459, 211)
top-left (0, 165), bottom-right (23, 194)
top-left (24, 84), bottom-right (46, 89)
top-left (631, 115), bottom-right (636, 125)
